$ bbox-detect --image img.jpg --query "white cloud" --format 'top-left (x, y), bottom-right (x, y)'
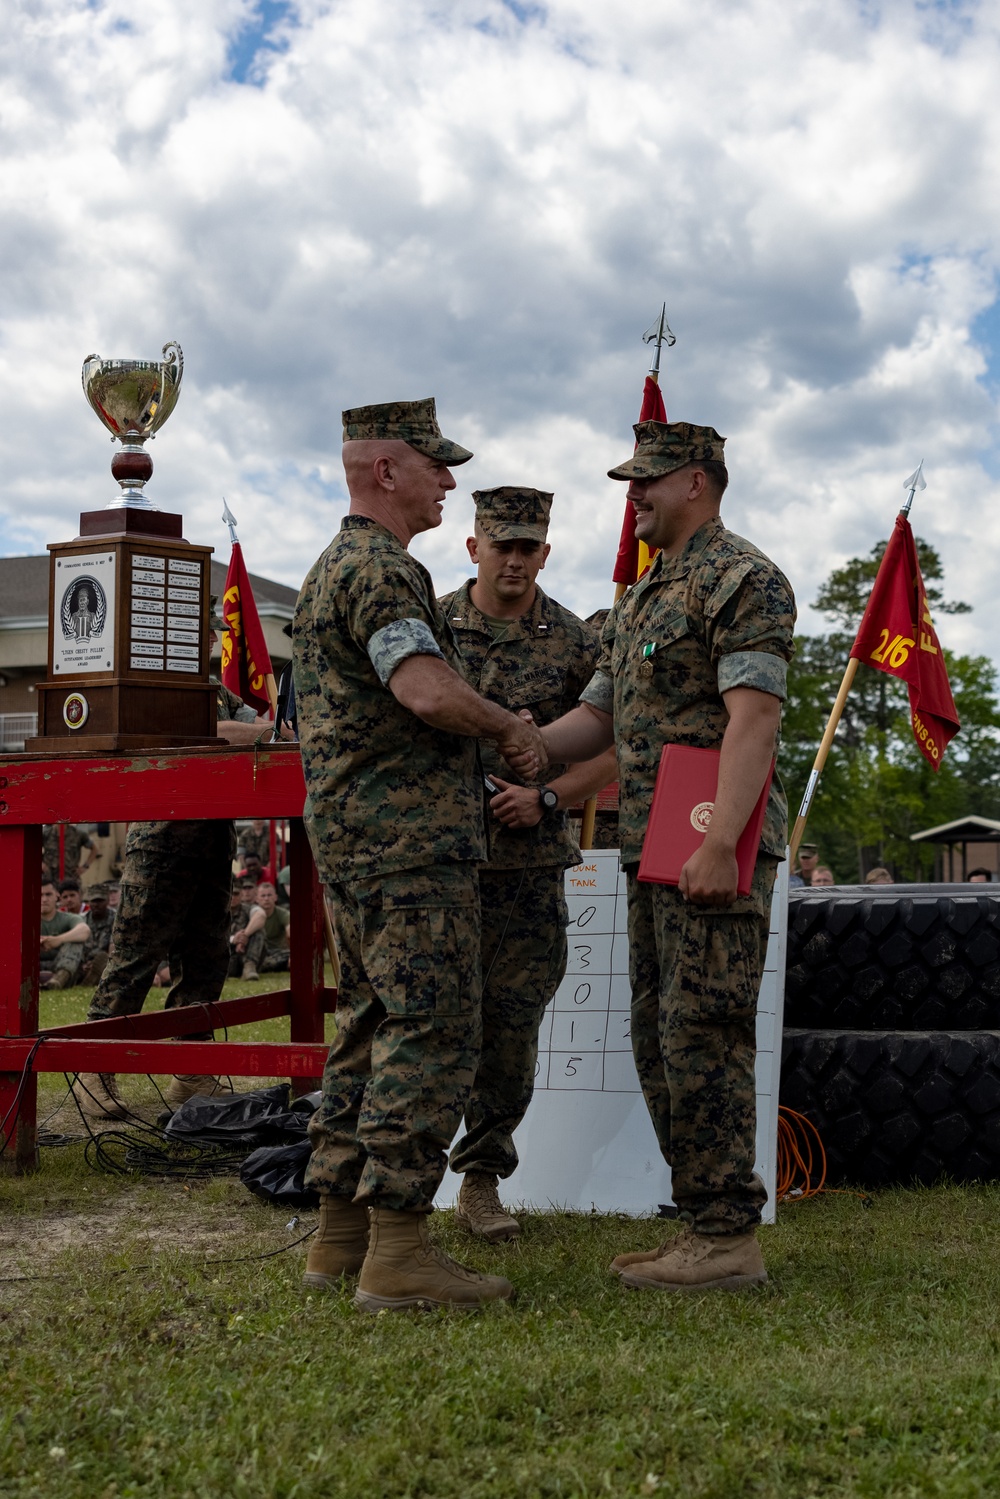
top-left (1, 0), bottom-right (1000, 663)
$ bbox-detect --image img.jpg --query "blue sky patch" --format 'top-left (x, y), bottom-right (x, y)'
top-left (972, 293), bottom-right (1000, 388)
top-left (227, 0), bottom-right (296, 86)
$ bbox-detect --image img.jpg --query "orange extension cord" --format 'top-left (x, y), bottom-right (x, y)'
top-left (776, 1106), bottom-right (828, 1201)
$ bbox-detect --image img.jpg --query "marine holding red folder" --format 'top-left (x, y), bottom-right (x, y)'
top-left (539, 418), bottom-right (796, 1295)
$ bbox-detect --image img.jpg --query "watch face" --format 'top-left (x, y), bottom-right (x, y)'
top-left (540, 787), bottom-right (559, 811)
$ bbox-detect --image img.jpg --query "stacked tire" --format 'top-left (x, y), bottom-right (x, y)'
top-left (781, 884), bottom-right (1000, 1187)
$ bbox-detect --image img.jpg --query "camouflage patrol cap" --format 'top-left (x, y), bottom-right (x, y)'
top-left (342, 397), bottom-right (473, 466)
top-left (473, 486), bottom-right (553, 542)
top-left (88, 882), bottom-right (110, 898)
top-left (607, 420), bottom-right (726, 481)
top-left (209, 595), bottom-right (224, 631)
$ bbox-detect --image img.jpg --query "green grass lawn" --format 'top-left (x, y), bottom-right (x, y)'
top-left (3, 983), bottom-right (1000, 1496)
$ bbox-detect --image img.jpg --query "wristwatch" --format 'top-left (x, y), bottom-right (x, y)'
top-left (537, 785), bottom-right (559, 813)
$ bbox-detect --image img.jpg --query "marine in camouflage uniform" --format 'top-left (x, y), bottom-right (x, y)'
top-left (237, 821), bottom-right (271, 868)
top-left (578, 421), bottom-right (796, 1259)
top-left (295, 410), bottom-right (486, 1215)
top-left (72, 679), bottom-right (258, 1121)
top-left (81, 883), bottom-right (115, 985)
top-left (42, 823), bottom-right (95, 882)
top-left (439, 486), bottom-right (597, 1215)
top-left (295, 398), bottom-right (542, 1311)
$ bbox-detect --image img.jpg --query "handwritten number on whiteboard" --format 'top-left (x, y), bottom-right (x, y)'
top-left (573, 905), bottom-right (597, 929)
top-left (573, 983), bottom-right (591, 1006)
top-left (565, 1057), bottom-right (581, 1077)
top-left (574, 944), bottom-right (592, 968)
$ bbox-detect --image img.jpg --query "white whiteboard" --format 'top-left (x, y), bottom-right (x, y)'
top-left (436, 850), bottom-right (789, 1223)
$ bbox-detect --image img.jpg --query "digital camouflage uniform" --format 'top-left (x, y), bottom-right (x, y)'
top-left (295, 399), bottom-right (484, 1213)
top-left (86, 681), bottom-right (256, 1031)
top-left (584, 423), bottom-right (796, 1236)
top-left (238, 824), bottom-right (271, 866)
top-left (440, 535), bottom-right (597, 1180)
top-left (42, 823), bottom-right (95, 882)
top-left (228, 897), bottom-right (264, 976)
top-left (81, 898), bottom-right (116, 984)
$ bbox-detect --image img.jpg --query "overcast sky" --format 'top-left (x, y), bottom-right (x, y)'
top-left (2, 0), bottom-right (999, 656)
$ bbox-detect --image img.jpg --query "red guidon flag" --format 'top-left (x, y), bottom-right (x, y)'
top-left (849, 514), bottom-right (960, 769)
top-left (612, 374), bottom-right (668, 586)
top-left (221, 543), bottom-right (274, 715)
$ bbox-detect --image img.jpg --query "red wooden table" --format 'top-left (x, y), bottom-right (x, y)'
top-left (0, 743), bottom-right (334, 1172)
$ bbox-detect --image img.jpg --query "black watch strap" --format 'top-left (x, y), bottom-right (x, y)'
top-left (538, 785), bottom-right (559, 812)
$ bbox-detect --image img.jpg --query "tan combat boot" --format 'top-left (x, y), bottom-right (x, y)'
top-left (455, 1171), bottom-right (521, 1242)
top-left (71, 1072), bottom-right (127, 1122)
top-left (354, 1206), bottom-right (516, 1313)
top-left (617, 1226), bottom-right (767, 1292)
top-left (302, 1195), bottom-right (370, 1288)
top-left (162, 1073), bottom-right (235, 1110)
top-left (241, 960), bottom-right (259, 981)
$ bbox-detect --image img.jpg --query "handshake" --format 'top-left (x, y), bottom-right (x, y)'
top-left (497, 709), bottom-right (547, 782)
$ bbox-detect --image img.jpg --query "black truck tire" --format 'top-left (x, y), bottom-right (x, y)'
top-left (784, 884), bottom-right (1000, 1031)
top-left (780, 1028), bottom-right (1000, 1187)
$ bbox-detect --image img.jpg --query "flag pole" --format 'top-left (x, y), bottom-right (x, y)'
top-left (585, 307), bottom-right (675, 848)
top-left (787, 461), bottom-right (926, 864)
top-left (220, 498), bottom-right (279, 718)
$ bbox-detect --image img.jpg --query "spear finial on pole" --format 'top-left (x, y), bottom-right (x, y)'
top-left (222, 498), bottom-right (239, 546)
top-left (901, 460), bottom-right (926, 518)
top-left (642, 302), bottom-right (676, 380)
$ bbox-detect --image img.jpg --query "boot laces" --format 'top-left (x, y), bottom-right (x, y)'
top-left (466, 1175), bottom-right (506, 1217)
top-left (426, 1244), bottom-right (487, 1284)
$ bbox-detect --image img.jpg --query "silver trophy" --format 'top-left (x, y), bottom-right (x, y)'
top-left (82, 341), bottom-right (184, 509)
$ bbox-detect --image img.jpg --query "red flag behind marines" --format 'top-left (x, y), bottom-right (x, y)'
top-left (849, 513), bottom-right (960, 769)
top-left (221, 541), bottom-right (274, 715)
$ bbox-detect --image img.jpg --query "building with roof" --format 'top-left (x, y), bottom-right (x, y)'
top-left (910, 815), bottom-right (1000, 882)
top-left (0, 554), bottom-right (297, 748)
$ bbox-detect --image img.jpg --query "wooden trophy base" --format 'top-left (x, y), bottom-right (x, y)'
top-left (25, 508), bottom-right (219, 756)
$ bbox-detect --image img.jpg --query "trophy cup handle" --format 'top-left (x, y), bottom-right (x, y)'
top-left (161, 342), bottom-right (184, 384)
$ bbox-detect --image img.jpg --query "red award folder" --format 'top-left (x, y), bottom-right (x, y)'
top-left (637, 744), bottom-right (774, 895)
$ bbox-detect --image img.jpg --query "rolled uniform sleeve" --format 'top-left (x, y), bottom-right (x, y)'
top-left (368, 618), bottom-right (446, 686)
top-left (339, 560), bottom-right (449, 690)
top-left (717, 650), bottom-right (788, 699)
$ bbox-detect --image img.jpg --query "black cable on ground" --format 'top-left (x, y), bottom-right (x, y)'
top-left (65, 1072), bottom-right (251, 1180)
